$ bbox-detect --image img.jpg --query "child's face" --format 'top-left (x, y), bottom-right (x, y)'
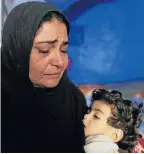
top-left (83, 100), bottom-right (116, 139)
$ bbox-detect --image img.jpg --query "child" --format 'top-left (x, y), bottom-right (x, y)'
top-left (83, 89), bottom-right (143, 153)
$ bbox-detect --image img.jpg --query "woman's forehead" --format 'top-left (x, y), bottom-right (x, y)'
top-left (34, 20), bottom-right (68, 44)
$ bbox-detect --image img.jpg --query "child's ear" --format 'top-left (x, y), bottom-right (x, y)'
top-left (112, 129), bottom-right (124, 143)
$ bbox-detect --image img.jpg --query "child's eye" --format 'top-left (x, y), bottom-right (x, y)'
top-left (94, 115), bottom-right (100, 119)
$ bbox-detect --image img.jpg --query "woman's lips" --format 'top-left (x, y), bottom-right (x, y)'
top-left (44, 73), bottom-right (61, 79)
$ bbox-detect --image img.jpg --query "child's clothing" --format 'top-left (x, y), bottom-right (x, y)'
top-left (84, 135), bottom-right (119, 153)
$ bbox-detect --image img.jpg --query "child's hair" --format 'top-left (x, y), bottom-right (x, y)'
top-left (91, 89), bottom-right (143, 152)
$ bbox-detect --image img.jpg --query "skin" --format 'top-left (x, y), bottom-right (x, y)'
top-left (29, 18), bottom-right (69, 88)
top-left (83, 100), bottom-right (123, 142)
top-left (135, 92), bottom-right (144, 98)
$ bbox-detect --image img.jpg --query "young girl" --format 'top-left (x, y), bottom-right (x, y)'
top-left (83, 89), bottom-right (143, 153)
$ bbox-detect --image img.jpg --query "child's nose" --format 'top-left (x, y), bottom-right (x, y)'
top-left (84, 112), bottom-right (92, 119)
top-left (84, 111), bottom-right (94, 120)
top-left (84, 114), bottom-right (89, 120)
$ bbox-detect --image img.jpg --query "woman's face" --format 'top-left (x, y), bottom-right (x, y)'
top-left (29, 18), bottom-right (68, 88)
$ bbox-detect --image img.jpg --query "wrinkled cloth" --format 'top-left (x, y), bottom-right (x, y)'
top-left (84, 135), bottom-right (119, 153)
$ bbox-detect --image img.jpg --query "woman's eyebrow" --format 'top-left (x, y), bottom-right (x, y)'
top-left (37, 39), bottom-right (69, 44)
top-left (37, 39), bottom-right (58, 44)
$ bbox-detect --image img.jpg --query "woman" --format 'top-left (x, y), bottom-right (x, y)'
top-left (1, 2), bottom-right (87, 153)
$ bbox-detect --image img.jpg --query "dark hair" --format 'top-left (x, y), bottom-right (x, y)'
top-left (39, 11), bottom-right (70, 35)
top-left (91, 89), bottom-right (143, 152)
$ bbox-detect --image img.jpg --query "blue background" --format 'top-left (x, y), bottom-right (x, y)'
top-left (22, 0), bottom-right (144, 84)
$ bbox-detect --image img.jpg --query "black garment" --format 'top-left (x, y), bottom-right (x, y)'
top-left (1, 2), bottom-right (87, 153)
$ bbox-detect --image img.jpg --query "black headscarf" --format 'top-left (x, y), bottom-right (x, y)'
top-left (2, 1), bottom-right (69, 74)
top-left (2, 1), bottom-right (69, 94)
top-left (2, 2), bottom-right (87, 153)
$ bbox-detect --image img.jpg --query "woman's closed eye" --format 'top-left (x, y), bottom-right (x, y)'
top-left (60, 45), bottom-right (68, 54)
top-left (39, 49), bottom-right (67, 54)
top-left (61, 50), bottom-right (67, 53)
top-left (39, 49), bottom-right (49, 54)
top-left (33, 46), bottom-right (51, 54)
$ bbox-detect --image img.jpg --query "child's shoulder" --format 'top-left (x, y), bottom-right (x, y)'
top-left (84, 135), bottom-right (119, 153)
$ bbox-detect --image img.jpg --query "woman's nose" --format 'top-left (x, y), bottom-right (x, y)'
top-left (51, 52), bottom-right (64, 68)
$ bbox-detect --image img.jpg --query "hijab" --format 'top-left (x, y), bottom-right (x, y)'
top-left (2, 2), bottom-right (86, 153)
top-left (2, 1), bottom-right (70, 94)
